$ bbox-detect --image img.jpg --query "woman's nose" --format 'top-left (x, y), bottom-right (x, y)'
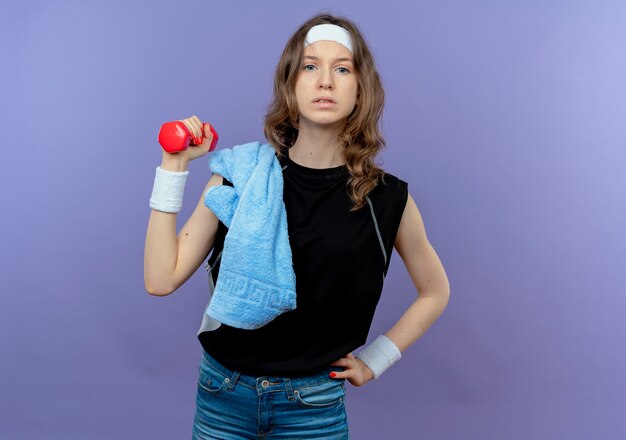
top-left (318, 80), bottom-right (334, 90)
top-left (318, 70), bottom-right (334, 89)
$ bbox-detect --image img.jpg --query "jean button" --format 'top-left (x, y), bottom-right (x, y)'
top-left (261, 380), bottom-right (269, 388)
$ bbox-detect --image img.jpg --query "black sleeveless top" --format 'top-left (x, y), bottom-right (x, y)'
top-left (198, 147), bottom-right (408, 377)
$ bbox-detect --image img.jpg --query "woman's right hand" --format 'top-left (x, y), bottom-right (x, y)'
top-left (161, 115), bottom-right (216, 171)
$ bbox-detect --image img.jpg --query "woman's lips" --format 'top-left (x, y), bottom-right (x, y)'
top-left (313, 100), bottom-right (336, 108)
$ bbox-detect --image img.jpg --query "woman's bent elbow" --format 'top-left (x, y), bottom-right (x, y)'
top-left (144, 280), bottom-right (175, 296)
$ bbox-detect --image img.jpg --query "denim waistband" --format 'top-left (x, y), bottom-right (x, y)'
top-left (201, 349), bottom-right (346, 390)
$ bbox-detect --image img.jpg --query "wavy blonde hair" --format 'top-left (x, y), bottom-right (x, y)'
top-left (263, 13), bottom-right (387, 212)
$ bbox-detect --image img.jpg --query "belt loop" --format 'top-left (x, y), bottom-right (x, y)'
top-left (284, 377), bottom-right (295, 401)
top-left (226, 371), bottom-right (240, 391)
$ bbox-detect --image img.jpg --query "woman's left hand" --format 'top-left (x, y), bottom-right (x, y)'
top-left (328, 352), bottom-right (375, 387)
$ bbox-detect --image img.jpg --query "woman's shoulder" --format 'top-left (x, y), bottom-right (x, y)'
top-left (368, 171), bottom-right (409, 210)
top-left (376, 171), bottom-right (408, 195)
top-left (381, 170), bottom-right (407, 185)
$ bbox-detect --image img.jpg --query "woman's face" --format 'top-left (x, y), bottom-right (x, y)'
top-left (294, 40), bottom-right (358, 129)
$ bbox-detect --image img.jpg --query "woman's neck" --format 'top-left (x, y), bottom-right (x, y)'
top-left (290, 122), bottom-right (346, 169)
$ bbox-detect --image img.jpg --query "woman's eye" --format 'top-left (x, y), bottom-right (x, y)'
top-left (303, 65), bottom-right (350, 74)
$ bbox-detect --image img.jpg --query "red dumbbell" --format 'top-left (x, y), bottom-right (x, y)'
top-left (158, 120), bottom-right (219, 154)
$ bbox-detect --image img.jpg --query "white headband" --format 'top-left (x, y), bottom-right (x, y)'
top-left (304, 24), bottom-right (353, 53)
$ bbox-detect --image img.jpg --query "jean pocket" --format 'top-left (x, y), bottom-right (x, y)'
top-left (197, 359), bottom-right (228, 394)
top-left (294, 380), bottom-right (345, 408)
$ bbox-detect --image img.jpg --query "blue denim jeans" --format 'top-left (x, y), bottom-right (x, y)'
top-left (192, 349), bottom-right (349, 439)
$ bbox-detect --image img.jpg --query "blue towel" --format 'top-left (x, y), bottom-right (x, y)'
top-left (203, 141), bottom-right (297, 330)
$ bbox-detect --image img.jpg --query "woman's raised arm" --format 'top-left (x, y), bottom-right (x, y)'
top-left (144, 115), bottom-right (221, 296)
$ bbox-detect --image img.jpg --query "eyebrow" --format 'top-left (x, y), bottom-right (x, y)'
top-left (303, 55), bottom-right (353, 63)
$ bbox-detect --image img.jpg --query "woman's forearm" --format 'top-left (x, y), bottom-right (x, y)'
top-left (144, 210), bottom-right (180, 295)
top-left (384, 291), bottom-right (450, 353)
top-left (143, 156), bottom-right (190, 295)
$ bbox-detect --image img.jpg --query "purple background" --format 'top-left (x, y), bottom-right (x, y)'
top-left (1, 1), bottom-right (625, 439)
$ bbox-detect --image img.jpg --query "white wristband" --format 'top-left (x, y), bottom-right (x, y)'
top-left (149, 166), bottom-right (189, 213)
top-left (355, 334), bottom-right (402, 380)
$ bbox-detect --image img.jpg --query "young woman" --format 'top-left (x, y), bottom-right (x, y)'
top-left (145, 13), bottom-right (450, 440)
